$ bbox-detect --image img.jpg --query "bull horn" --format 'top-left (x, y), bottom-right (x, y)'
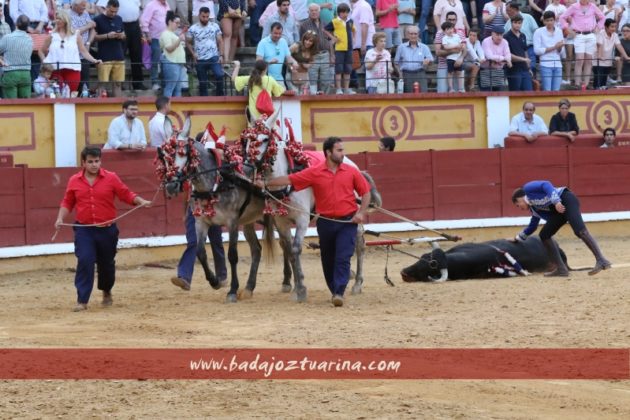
top-left (177, 115), bottom-right (192, 140)
top-left (284, 118), bottom-right (296, 143)
top-left (164, 116), bottom-right (174, 140)
top-left (429, 269), bottom-right (448, 283)
top-left (264, 107), bottom-right (280, 131)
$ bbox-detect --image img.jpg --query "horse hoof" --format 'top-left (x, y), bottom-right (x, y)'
top-left (292, 287), bottom-right (307, 303)
top-left (238, 289), bottom-right (253, 300)
top-left (210, 282), bottom-right (221, 290)
top-left (225, 294), bottom-right (238, 304)
top-left (281, 284), bottom-right (292, 293)
top-left (351, 284), bottom-right (362, 295)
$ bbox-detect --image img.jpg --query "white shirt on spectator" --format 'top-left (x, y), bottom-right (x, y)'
top-left (97, 0), bottom-right (141, 22)
top-left (509, 112), bottom-right (548, 135)
top-left (534, 25), bottom-right (564, 68)
top-left (148, 112), bottom-right (169, 147)
top-left (10, 0), bottom-right (49, 23)
top-left (104, 114), bottom-right (147, 149)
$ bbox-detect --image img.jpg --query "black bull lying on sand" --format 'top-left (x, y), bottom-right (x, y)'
top-left (400, 237), bottom-right (568, 282)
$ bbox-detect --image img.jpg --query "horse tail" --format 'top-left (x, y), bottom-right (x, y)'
top-left (262, 213), bottom-right (275, 260)
top-left (361, 171), bottom-right (382, 209)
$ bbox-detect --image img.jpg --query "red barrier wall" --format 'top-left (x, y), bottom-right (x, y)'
top-left (2, 147), bottom-right (630, 248)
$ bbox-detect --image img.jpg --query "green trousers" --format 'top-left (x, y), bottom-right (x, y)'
top-left (2, 70), bottom-right (32, 99)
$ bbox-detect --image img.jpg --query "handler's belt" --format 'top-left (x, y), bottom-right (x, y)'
top-left (320, 213), bottom-right (355, 221)
top-left (76, 221), bottom-right (114, 228)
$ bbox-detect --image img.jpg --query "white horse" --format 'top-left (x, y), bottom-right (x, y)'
top-left (242, 110), bottom-right (382, 302)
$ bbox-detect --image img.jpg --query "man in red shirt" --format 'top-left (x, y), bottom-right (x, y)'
top-left (256, 137), bottom-right (371, 307)
top-left (55, 146), bottom-right (151, 312)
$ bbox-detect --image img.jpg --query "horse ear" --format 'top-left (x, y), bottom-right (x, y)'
top-left (164, 117), bottom-right (174, 140)
top-left (178, 115), bottom-right (192, 140)
top-left (264, 107), bottom-right (280, 131)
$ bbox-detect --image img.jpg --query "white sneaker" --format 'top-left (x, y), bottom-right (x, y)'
top-left (561, 79), bottom-right (571, 85)
top-left (152, 83), bottom-right (161, 91)
top-left (344, 88), bottom-right (356, 95)
top-left (335, 88), bottom-right (344, 95)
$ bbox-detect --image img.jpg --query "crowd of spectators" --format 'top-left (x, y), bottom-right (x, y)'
top-left (0, 0), bottom-right (630, 98)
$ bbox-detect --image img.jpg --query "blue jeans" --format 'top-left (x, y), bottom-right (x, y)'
top-left (150, 38), bottom-right (161, 85)
top-left (196, 57), bottom-right (225, 96)
top-left (507, 68), bottom-right (533, 91)
top-left (177, 207), bottom-right (226, 283)
top-left (316, 217), bottom-right (358, 297)
top-left (527, 46), bottom-right (537, 75)
top-left (418, 0), bottom-right (433, 44)
top-left (73, 224), bottom-right (119, 304)
top-left (540, 66), bottom-right (562, 91)
top-left (161, 56), bottom-right (184, 97)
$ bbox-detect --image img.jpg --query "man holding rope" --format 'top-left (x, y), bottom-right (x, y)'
top-left (54, 146), bottom-right (152, 312)
top-left (256, 137), bottom-right (371, 307)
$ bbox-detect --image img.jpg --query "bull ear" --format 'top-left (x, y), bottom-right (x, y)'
top-left (264, 107), bottom-right (280, 131)
top-left (177, 115), bottom-right (192, 140)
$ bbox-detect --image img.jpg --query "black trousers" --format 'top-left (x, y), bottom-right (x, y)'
top-left (124, 20), bottom-right (145, 89)
top-left (539, 190), bottom-right (586, 240)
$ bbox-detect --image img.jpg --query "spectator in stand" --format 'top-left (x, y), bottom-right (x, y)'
top-left (350, 0), bottom-right (375, 59)
top-left (528, 0), bottom-right (549, 24)
top-left (306, 0), bottom-right (334, 26)
top-left (231, 59), bottom-right (285, 120)
top-left (217, 0), bottom-right (247, 62)
top-left (98, 0), bottom-right (145, 91)
top-left (394, 26), bottom-right (433, 92)
top-left (39, 10), bottom-right (101, 96)
top-left (482, 0), bottom-right (509, 39)
top-left (504, 3), bottom-right (537, 76)
top-left (250, 0), bottom-right (274, 45)
top-left (0, 15), bottom-right (33, 99)
top-left (263, 0), bottom-right (300, 47)
top-left (141, 0), bottom-right (170, 91)
top-left (620, 23), bottom-right (630, 85)
top-left (534, 11), bottom-right (564, 91)
top-left (549, 98), bottom-right (579, 142)
top-left (397, 0), bottom-right (415, 42)
top-left (375, 0), bottom-right (400, 51)
top-left (256, 21), bottom-right (299, 84)
top-left (300, 3), bottom-right (333, 94)
top-left (417, 0), bottom-right (432, 44)
top-left (33, 63), bottom-right (54, 97)
top-left (464, 28), bottom-right (485, 91)
top-left (149, 95), bottom-right (171, 147)
top-left (480, 25), bottom-right (511, 91)
top-left (55, 146), bottom-right (151, 312)
top-left (259, 0), bottom-right (296, 28)
top-left (192, 0), bottom-right (216, 24)
top-left (593, 18), bottom-right (630, 89)
top-left (69, 0), bottom-right (96, 94)
top-left (365, 32), bottom-right (394, 93)
top-left (3, 2), bottom-right (14, 32)
top-left (166, 0), bottom-right (189, 25)
top-left (10, 0), bottom-right (49, 82)
top-left (434, 11), bottom-right (466, 93)
top-left (160, 11), bottom-right (187, 97)
top-left (601, 127), bottom-right (616, 148)
top-left (326, 3), bottom-right (355, 94)
top-left (378, 136), bottom-right (395, 151)
top-left (94, 0), bottom-right (126, 97)
top-left (543, 0), bottom-right (569, 84)
top-left (560, 0), bottom-right (606, 90)
top-left (0, 6), bottom-right (12, 96)
top-left (504, 14), bottom-right (533, 92)
top-left (441, 21), bottom-right (465, 93)
top-left (433, 0), bottom-right (469, 36)
top-left (104, 100), bottom-right (148, 150)
top-left (601, 0), bottom-right (623, 25)
top-left (186, 6), bottom-right (225, 96)
top-left (287, 30), bottom-right (317, 93)
top-left (508, 101), bottom-right (548, 143)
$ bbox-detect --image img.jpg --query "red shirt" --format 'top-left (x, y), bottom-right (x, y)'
top-left (60, 168), bottom-right (137, 225)
top-left (289, 162), bottom-right (370, 217)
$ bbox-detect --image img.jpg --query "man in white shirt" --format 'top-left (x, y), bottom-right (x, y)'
top-left (508, 102), bottom-right (549, 143)
top-left (104, 100), bottom-right (148, 150)
top-left (149, 96), bottom-right (171, 147)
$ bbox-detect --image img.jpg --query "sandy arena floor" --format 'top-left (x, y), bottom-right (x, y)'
top-left (1, 225), bottom-right (629, 419)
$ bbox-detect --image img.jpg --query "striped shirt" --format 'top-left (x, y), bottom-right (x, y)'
top-left (0, 30), bottom-right (33, 71)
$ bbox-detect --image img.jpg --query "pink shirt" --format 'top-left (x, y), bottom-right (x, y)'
top-left (140, 0), bottom-right (170, 40)
top-left (595, 31), bottom-right (620, 66)
top-left (560, 3), bottom-right (605, 32)
top-left (481, 37), bottom-right (511, 69)
top-left (376, 0), bottom-right (399, 29)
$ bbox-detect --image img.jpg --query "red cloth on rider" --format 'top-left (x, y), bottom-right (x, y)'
top-left (288, 161), bottom-right (370, 218)
top-left (60, 168), bottom-right (138, 225)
